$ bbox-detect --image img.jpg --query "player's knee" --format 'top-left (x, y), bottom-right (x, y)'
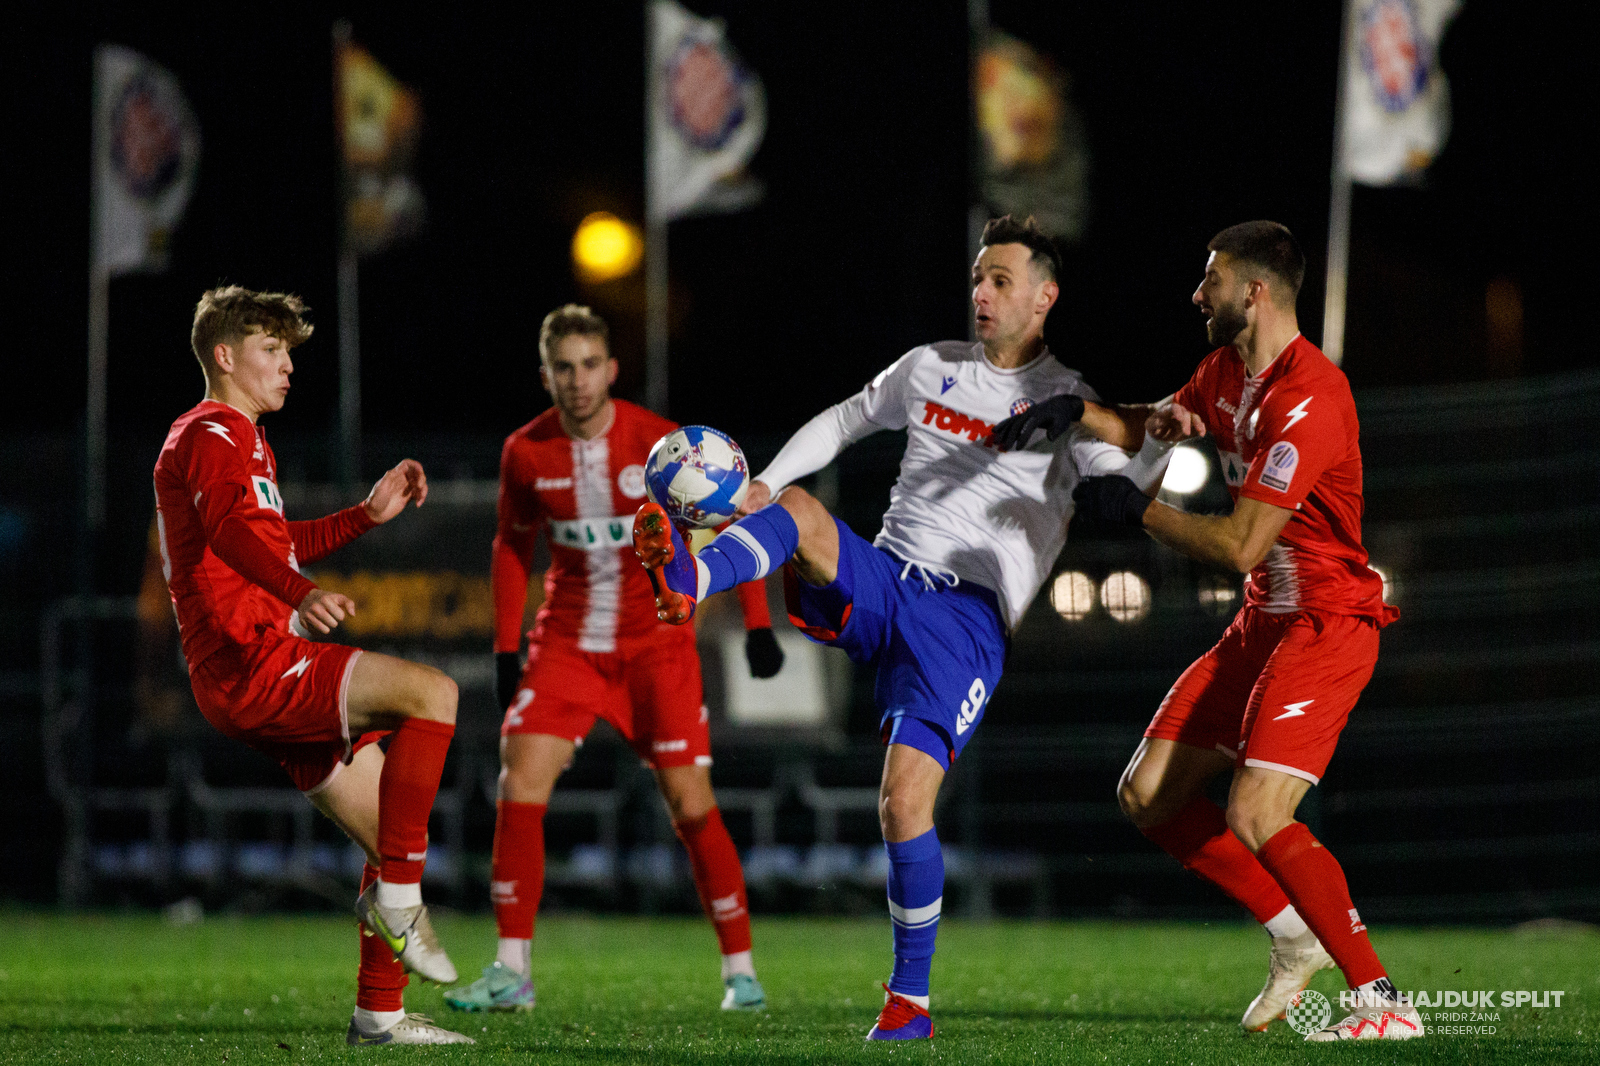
top-left (878, 786), bottom-right (927, 839)
top-left (1224, 800), bottom-right (1283, 852)
top-left (406, 665), bottom-right (458, 724)
top-left (1117, 773), bottom-right (1171, 828)
top-left (776, 486), bottom-right (828, 537)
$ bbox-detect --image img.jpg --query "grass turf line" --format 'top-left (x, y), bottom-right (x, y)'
top-left (0, 912), bottom-right (1595, 1064)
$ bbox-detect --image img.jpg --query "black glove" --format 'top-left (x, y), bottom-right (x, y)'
top-left (1072, 475), bottom-right (1153, 529)
top-left (496, 651), bottom-right (523, 711)
top-left (990, 393), bottom-right (1086, 451)
top-left (744, 627), bottom-right (785, 679)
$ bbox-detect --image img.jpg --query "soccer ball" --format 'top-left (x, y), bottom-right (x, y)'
top-left (644, 426), bottom-right (750, 528)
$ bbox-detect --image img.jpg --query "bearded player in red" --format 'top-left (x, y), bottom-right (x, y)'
top-left (443, 305), bottom-right (781, 1015)
top-left (154, 286), bottom-right (472, 1046)
top-left (1045, 223), bottom-right (1420, 1042)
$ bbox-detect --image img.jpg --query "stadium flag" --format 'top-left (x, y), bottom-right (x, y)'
top-left (86, 45), bottom-right (200, 532)
top-left (1322, 0), bottom-right (1461, 365)
top-left (646, 0), bottom-right (766, 223)
top-left (332, 24), bottom-right (424, 492)
top-left (643, 0), bottom-right (766, 414)
top-left (973, 31), bottom-right (1088, 244)
top-left (335, 30), bottom-right (425, 255)
top-left (1341, 0), bottom-right (1461, 185)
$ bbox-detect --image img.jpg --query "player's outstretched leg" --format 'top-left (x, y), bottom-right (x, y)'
top-left (1228, 769), bottom-right (1421, 1042)
top-left (345, 654), bottom-right (461, 984)
top-left (868, 741), bottom-right (944, 1041)
top-left (633, 500), bottom-right (801, 623)
top-left (1120, 739), bottom-right (1332, 1032)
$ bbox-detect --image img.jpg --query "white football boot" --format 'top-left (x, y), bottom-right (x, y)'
top-left (1241, 933), bottom-right (1336, 1032)
top-left (1305, 993), bottom-right (1424, 1041)
top-left (346, 1012), bottom-right (475, 1046)
top-left (355, 883), bottom-right (459, 984)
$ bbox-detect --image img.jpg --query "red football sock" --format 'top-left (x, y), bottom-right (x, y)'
top-left (377, 717), bottom-right (455, 885)
top-left (1256, 822), bottom-right (1386, 988)
top-left (674, 808), bottom-right (752, 956)
top-left (1142, 796), bottom-right (1293, 925)
top-left (357, 863), bottom-right (408, 1012)
top-left (491, 800), bottom-right (547, 940)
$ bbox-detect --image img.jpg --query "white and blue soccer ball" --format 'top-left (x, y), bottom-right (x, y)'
top-left (644, 426), bottom-right (750, 528)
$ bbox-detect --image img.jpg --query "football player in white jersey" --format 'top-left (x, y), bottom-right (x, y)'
top-left (634, 216), bottom-right (1166, 1039)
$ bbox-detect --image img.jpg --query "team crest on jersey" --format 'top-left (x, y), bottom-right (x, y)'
top-left (1009, 398), bottom-right (1033, 417)
top-left (617, 464), bottom-right (647, 499)
top-left (1259, 442), bottom-right (1299, 492)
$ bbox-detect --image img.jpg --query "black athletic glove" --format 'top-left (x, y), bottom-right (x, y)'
top-left (1072, 475), bottom-right (1153, 529)
top-left (990, 393), bottom-right (1086, 451)
top-left (744, 627), bottom-right (785, 679)
top-left (496, 651), bottom-right (522, 711)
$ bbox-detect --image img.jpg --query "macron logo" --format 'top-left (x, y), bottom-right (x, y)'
top-left (201, 420), bottom-right (234, 445)
top-left (280, 656), bottom-right (312, 680)
top-left (1283, 397), bottom-right (1313, 431)
top-left (940, 375), bottom-right (957, 394)
top-left (1274, 700), bottom-right (1313, 720)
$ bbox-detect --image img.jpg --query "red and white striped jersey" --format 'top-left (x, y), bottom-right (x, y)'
top-left (1174, 334), bottom-right (1394, 621)
top-left (492, 401), bottom-right (683, 653)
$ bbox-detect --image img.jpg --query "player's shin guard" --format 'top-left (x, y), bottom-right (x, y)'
top-left (885, 827), bottom-right (943, 999)
top-left (1255, 823), bottom-right (1386, 988)
top-left (1141, 796), bottom-right (1293, 925)
top-left (377, 717), bottom-right (455, 885)
top-left (491, 800), bottom-right (547, 956)
top-left (357, 863), bottom-right (408, 1013)
top-left (674, 808), bottom-right (753, 957)
top-left (697, 505), bottom-right (800, 599)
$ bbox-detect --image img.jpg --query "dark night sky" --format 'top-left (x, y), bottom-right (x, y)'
top-left (5, 2), bottom-right (1590, 460)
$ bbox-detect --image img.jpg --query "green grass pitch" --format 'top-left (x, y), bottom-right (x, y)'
top-left (1, 911), bottom-right (1595, 1064)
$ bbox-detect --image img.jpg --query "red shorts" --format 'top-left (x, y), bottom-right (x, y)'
top-left (1145, 607), bottom-right (1381, 784)
top-left (502, 627), bottom-right (708, 769)
top-left (189, 626), bottom-right (382, 793)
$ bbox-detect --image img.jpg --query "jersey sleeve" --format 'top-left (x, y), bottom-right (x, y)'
top-left (753, 349), bottom-right (917, 491)
top-left (287, 506), bottom-right (377, 565)
top-left (1236, 381), bottom-right (1346, 510)
top-left (183, 420), bottom-right (316, 607)
top-left (492, 437), bottom-right (543, 653)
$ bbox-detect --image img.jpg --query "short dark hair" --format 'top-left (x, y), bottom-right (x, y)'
top-left (1207, 221), bottom-right (1305, 302)
top-left (538, 304), bottom-right (610, 362)
top-left (191, 286), bottom-right (314, 369)
top-left (981, 214), bottom-right (1062, 283)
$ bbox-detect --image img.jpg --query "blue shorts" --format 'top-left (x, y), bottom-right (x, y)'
top-left (782, 517), bottom-right (1007, 770)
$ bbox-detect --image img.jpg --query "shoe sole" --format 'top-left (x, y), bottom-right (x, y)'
top-left (633, 506), bottom-right (694, 624)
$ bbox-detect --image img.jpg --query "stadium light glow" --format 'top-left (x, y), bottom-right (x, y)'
top-left (1371, 564), bottom-right (1395, 603)
top-left (1100, 570), bottom-right (1151, 623)
top-left (1197, 573), bottom-right (1239, 617)
top-left (572, 212), bottom-right (643, 282)
top-left (1161, 445), bottom-right (1209, 495)
top-left (1050, 570), bottom-right (1096, 621)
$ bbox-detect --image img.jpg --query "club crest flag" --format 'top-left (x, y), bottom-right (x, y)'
top-left (647, 0), bottom-right (766, 222)
top-left (336, 34), bottom-right (425, 254)
top-left (1341, 0), bottom-right (1461, 185)
top-left (93, 45), bottom-right (200, 276)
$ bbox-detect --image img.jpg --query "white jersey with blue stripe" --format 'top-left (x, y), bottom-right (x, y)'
top-left (755, 341), bottom-right (1132, 630)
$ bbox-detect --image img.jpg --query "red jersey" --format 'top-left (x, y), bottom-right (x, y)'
top-left (1173, 335), bottom-right (1392, 620)
top-left (153, 400), bottom-right (374, 668)
top-left (493, 401), bottom-right (682, 653)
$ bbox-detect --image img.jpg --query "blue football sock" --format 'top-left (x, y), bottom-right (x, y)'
top-left (885, 827), bottom-right (944, 998)
top-left (698, 504), bottom-right (800, 597)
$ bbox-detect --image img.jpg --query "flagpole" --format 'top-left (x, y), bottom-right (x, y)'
top-left (86, 50), bottom-right (108, 537)
top-left (644, 1), bottom-right (668, 416)
top-left (1322, 0), bottom-right (1355, 367)
top-left (333, 20), bottom-right (360, 494)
